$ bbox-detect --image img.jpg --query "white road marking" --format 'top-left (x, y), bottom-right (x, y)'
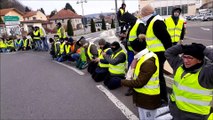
top-left (185, 36), bottom-right (213, 42)
top-left (200, 27), bottom-right (211, 31)
top-left (96, 85), bottom-right (139, 120)
top-left (53, 61), bottom-right (85, 75)
top-left (0, 52), bottom-right (17, 54)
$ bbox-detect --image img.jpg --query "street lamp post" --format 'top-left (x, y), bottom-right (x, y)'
top-left (77, 0), bottom-right (87, 33)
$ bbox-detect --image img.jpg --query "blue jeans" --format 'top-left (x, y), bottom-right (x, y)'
top-left (127, 51), bottom-right (134, 68)
top-left (71, 53), bottom-right (80, 61)
top-left (42, 36), bottom-right (49, 51)
top-left (35, 40), bottom-right (42, 51)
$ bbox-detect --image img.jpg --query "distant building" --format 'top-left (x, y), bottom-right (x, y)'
top-left (0, 8), bottom-right (24, 21)
top-left (22, 11), bottom-right (48, 33)
top-left (138, 0), bottom-right (201, 17)
top-left (48, 9), bottom-right (82, 30)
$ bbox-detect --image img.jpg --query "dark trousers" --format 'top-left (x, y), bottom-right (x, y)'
top-left (155, 52), bottom-right (168, 102)
top-left (92, 67), bottom-right (108, 82)
top-left (87, 62), bottom-right (98, 75)
top-left (104, 72), bottom-right (125, 90)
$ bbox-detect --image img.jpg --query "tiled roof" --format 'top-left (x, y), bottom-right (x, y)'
top-left (23, 11), bottom-right (37, 18)
top-left (21, 20), bottom-right (51, 24)
top-left (49, 9), bottom-right (82, 20)
top-left (0, 8), bottom-right (24, 16)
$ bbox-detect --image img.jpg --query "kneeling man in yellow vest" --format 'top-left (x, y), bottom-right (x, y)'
top-left (165, 43), bottom-right (213, 120)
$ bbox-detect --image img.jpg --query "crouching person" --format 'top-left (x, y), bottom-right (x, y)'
top-left (103, 41), bottom-right (127, 90)
top-left (49, 38), bottom-right (57, 59)
top-left (121, 34), bottom-right (162, 120)
top-left (92, 39), bottom-right (112, 82)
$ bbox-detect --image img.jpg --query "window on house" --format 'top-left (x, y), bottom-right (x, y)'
top-left (162, 7), bottom-right (167, 16)
top-left (62, 19), bottom-right (64, 23)
top-left (33, 17), bottom-right (36, 20)
top-left (182, 5), bottom-right (188, 14)
top-left (155, 8), bottom-right (161, 15)
top-left (168, 6), bottom-right (173, 15)
top-left (55, 20), bottom-right (57, 23)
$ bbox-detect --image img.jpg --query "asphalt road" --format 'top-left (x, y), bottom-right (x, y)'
top-left (0, 51), bottom-right (137, 119)
top-left (1, 21), bottom-right (212, 119)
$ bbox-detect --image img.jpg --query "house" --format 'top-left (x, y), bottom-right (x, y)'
top-left (22, 11), bottom-right (48, 33)
top-left (0, 8), bottom-right (24, 36)
top-left (48, 9), bottom-right (82, 30)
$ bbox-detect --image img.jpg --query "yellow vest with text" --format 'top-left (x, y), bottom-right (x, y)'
top-left (128, 19), bottom-right (144, 51)
top-left (109, 49), bottom-right (127, 75)
top-left (146, 15), bottom-right (165, 52)
top-left (98, 48), bottom-right (111, 68)
top-left (57, 27), bottom-right (66, 39)
top-left (171, 66), bottom-right (213, 115)
top-left (133, 52), bottom-right (160, 95)
top-left (165, 16), bottom-right (184, 43)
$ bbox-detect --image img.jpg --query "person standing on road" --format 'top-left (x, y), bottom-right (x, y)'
top-left (165, 43), bottom-right (213, 120)
top-left (103, 41), bottom-right (127, 90)
top-left (33, 26), bottom-right (42, 51)
top-left (40, 26), bottom-right (49, 51)
top-left (56, 22), bottom-right (66, 40)
top-left (165, 8), bottom-right (185, 45)
top-left (121, 34), bottom-right (161, 120)
top-left (140, 4), bottom-right (172, 104)
top-left (117, 3), bottom-right (127, 34)
top-left (119, 12), bottom-right (146, 96)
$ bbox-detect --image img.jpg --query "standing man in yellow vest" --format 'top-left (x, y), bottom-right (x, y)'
top-left (117, 3), bottom-right (127, 34)
top-left (33, 26), bottom-right (42, 51)
top-left (121, 34), bottom-right (162, 120)
top-left (56, 22), bottom-right (66, 40)
top-left (103, 41), bottom-right (127, 90)
top-left (165, 8), bottom-right (185, 45)
top-left (140, 4), bottom-right (172, 104)
top-left (165, 43), bottom-right (213, 120)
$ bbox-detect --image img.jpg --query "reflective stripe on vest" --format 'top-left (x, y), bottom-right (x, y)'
top-left (172, 66), bottom-right (213, 115)
top-left (0, 41), bottom-right (7, 48)
top-left (87, 43), bottom-right (95, 60)
top-left (109, 49), bottom-right (127, 75)
top-left (57, 27), bottom-right (66, 39)
top-left (98, 48), bottom-right (110, 68)
top-left (146, 15), bottom-right (165, 52)
top-left (165, 16), bottom-right (184, 43)
top-left (65, 45), bottom-right (71, 54)
top-left (59, 42), bottom-right (66, 54)
top-left (128, 19), bottom-right (144, 51)
top-left (23, 39), bottom-right (28, 47)
top-left (133, 52), bottom-right (160, 95)
top-left (33, 30), bottom-right (40, 40)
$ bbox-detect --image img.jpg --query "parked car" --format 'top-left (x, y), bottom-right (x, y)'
top-left (191, 15), bottom-right (205, 21)
top-left (203, 13), bottom-right (213, 21)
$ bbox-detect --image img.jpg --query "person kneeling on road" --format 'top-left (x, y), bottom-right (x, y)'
top-left (103, 41), bottom-right (127, 90)
top-left (92, 39), bottom-right (112, 82)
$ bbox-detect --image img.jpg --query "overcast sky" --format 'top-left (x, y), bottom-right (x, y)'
top-left (18, 0), bottom-right (139, 15)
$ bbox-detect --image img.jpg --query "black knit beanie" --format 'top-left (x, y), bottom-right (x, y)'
top-left (183, 43), bottom-right (205, 60)
top-left (130, 38), bottom-right (147, 52)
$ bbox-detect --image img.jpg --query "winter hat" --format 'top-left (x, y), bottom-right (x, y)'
top-left (130, 34), bottom-right (147, 52)
top-left (173, 8), bottom-right (182, 14)
top-left (111, 41), bottom-right (120, 48)
top-left (183, 43), bottom-right (205, 60)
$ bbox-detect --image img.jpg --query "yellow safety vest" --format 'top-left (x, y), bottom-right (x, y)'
top-left (165, 16), bottom-right (184, 43)
top-left (59, 42), bottom-right (66, 55)
top-left (146, 15), bottom-right (165, 52)
top-left (87, 43), bottom-right (96, 60)
top-left (65, 44), bottom-right (71, 54)
top-left (57, 27), bottom-right (66, 39)
top-left (0, 40), bottom-right (7, 48)
top-left (133, 52), bottom-right (160, 95)
top-left (6, 40), bottom-right (14, 48)
top-left (127, 19), bottom-right (144, 51)
top-left (109, 49), bottom-right (127, 75)
top-left (33, 30), bottom-right (40, 40)
top-left (23, 39), bottom-right (28, 48)
top-left (98, 48), bottom-right (111, 68)
top-left (171, 66), bottom-right (213, 115)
